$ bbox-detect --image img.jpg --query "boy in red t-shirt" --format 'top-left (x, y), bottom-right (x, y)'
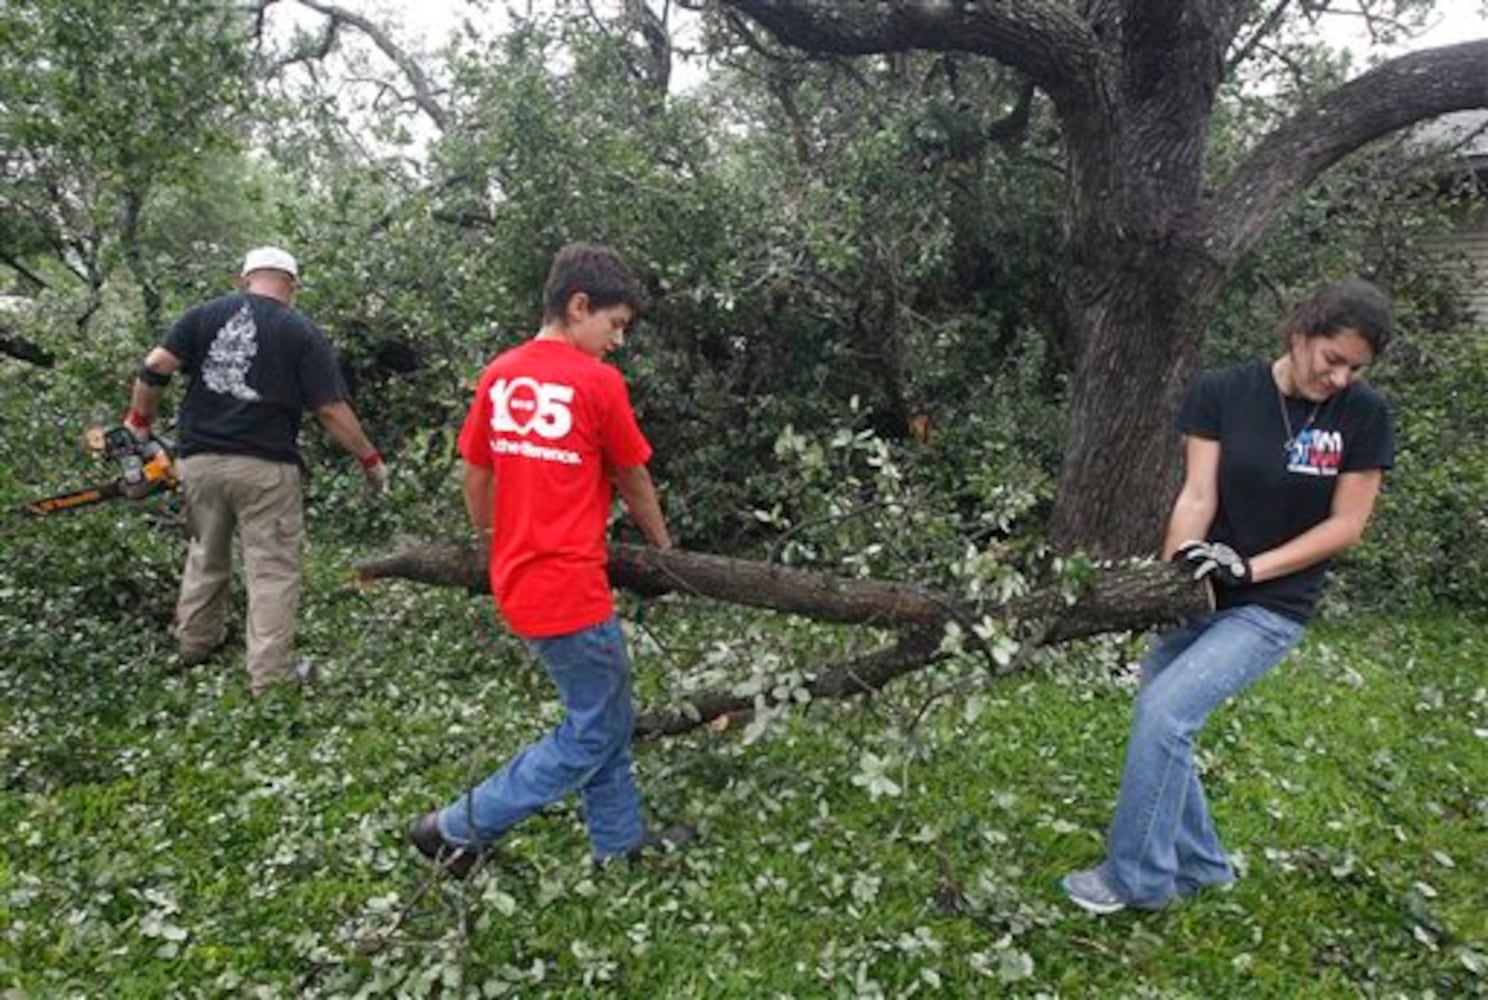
top-left (409, 243), bottom-right (677, 875)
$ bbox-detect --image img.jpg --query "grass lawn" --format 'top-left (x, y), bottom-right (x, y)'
top-left (1, 528), bottom-right (1484, 997)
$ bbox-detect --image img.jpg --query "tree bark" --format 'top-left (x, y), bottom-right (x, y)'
top-left (714, 0), bottom-right (1105, 115)
top-left (1049, 271), bottom-right (1223, 557)
top-left (356, 542), bottom-right (1211, 736)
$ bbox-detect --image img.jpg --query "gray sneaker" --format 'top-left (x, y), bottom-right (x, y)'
top-left (1061, 866), bottom-right (1127, 914)
top-left (293, 660), bottom-right (320, 685)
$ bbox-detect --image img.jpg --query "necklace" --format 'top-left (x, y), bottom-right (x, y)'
top-left (1276, 382), bottom-right (1324, 455)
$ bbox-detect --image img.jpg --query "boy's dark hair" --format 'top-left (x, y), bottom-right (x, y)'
top-left (1279, 278), bottom-right (1394, 356)
top-left (542, 242), bottom-right (645, 322)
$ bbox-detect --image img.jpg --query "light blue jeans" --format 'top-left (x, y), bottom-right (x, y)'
top-left (1103, 605), bottom-right (1304, 907)
top-left (438, 616), bottom-right (645, 861)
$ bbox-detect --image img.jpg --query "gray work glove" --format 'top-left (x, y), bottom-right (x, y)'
top-left (1174, 539), bottom-right (1253, 588)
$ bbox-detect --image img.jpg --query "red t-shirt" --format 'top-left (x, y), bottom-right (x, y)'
top-left (457, 339), bottom-right (652, 638)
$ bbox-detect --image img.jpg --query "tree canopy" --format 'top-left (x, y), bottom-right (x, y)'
top-left (2, 0), bottom-right (1485, 593)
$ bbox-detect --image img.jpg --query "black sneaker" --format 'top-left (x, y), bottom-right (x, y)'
top-left (408, 811), bottom-right (482, 879)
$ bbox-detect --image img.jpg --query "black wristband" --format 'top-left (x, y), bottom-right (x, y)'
top-left (137, 363), bottom-right (172, 387)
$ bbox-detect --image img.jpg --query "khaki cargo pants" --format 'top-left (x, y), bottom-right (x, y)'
top-left (175, 453), bottom-right (304, 695)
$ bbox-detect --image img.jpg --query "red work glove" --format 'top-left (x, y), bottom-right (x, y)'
top-left (361, 452), bottom-right (389, 495)
top-left (122, 408), bottom-right (152, 442)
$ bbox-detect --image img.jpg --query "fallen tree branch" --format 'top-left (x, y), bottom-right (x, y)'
top-left (356, 542), bottom-right (1210, 736)
top-left (637, 626), bottom-right (946, 737)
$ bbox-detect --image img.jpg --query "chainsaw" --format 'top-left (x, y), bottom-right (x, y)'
top-left (22, 426), bottom-right (179, 517)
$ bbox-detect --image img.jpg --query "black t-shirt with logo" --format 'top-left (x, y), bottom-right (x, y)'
top-left (162, 292), bottom-right (348, 466)
top-left (1178, 360), bottom-right (1394, 623)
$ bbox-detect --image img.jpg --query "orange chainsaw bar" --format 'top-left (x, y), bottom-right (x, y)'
top-left (22, 482), bottom-right (125, 516)
top-left (21, 435), bottom-right (177, 517)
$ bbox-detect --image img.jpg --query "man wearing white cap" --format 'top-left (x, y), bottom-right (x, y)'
top-left (123, 246), bottom-right (388, 694)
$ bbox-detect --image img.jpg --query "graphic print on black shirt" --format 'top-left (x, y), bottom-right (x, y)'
top-left (1285, 427), bottom-right (1343, 476)
top-left (1177, 360), bottom-right (1394, 623)
top-left (201, 302), bottom-right (262, 402)
top-left (163, 293), bottom-right (348, 466)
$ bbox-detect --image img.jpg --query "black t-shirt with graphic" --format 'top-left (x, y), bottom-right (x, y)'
top-left (162, 292), bottom-right (348, 465)
top-left (1178, 360), bottom-right (1394, 623)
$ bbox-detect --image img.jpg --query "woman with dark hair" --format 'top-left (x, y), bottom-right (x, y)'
top-left (1061, 279), bottom-right (1397, 913)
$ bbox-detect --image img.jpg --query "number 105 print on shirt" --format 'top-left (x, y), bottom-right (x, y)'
top-left (487, 377), bottom-right (584, 467)
top-left (490, 378), bottom-right (575, 439)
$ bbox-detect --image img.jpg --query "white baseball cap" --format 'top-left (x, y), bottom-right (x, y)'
top-left (241, 246), bottom-right (299, 279)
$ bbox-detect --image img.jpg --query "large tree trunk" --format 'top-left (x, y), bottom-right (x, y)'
top-left (1041, 0), bottom-right (1229, 557)
top-left (356, 542), bottom-right (1211, 736)
top-left (1050, 260), bottom-right (1226, 557)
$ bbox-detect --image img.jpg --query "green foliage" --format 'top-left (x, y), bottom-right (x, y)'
top-left (2, 2), bottom-right (246, 183)
top-left (752, 405), bottom-right (1050, 598)
top-left (0, 0), bottom-right (255, 330)
top-left (1, 507), bottom-right (1483, 994)
top-left (1347, 322), bottom-right (1488, 609)
top-left (235, 15), bottom-right (1074, 551)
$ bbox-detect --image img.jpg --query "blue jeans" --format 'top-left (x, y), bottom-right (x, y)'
top-left (1103, 605), bottom-right (1304, 907)
top-left (438, 616), bottom-right (645, 860)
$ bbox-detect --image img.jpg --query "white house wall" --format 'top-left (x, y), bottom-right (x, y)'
top-left (1421, 202), bottom-right (1488, 325)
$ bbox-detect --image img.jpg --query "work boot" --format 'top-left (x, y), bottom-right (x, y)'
top-left (595, 823), bottom-right (699, 871)
top-left (408, 811), bottom-right (482, 879)
top-left (178, 632), bottom-right (230, 667)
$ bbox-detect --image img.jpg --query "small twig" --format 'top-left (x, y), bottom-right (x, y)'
top-left (905, 610), bottom-right (1056, 737)
top-left (765, 500), bottom-right (899, 564)
top-left (1225, 0), bottom-right (1293, 76)
top-left (344, 862), bottom-right (444, 960)
top-left (1068, 934), bottom-right (1120, 958)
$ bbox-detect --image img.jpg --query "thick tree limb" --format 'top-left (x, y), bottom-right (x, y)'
top-left (1207, 39), bottom-right (1488, 265)
top-left (358, 542), bottom-right (959, 628)
top-left (356, 542), bottom-right (1210, 736)
top-left (715, 0), bottom-right (1105, 118)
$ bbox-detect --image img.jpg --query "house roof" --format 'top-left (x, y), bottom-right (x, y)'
top-left (1417, 110), bottom-right (1488, 167)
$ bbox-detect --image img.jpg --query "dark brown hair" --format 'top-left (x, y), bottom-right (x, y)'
top-left (1279, 279), bottom-right (1394, 356)
top-left (542, 242), bottom-right (645, 323)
